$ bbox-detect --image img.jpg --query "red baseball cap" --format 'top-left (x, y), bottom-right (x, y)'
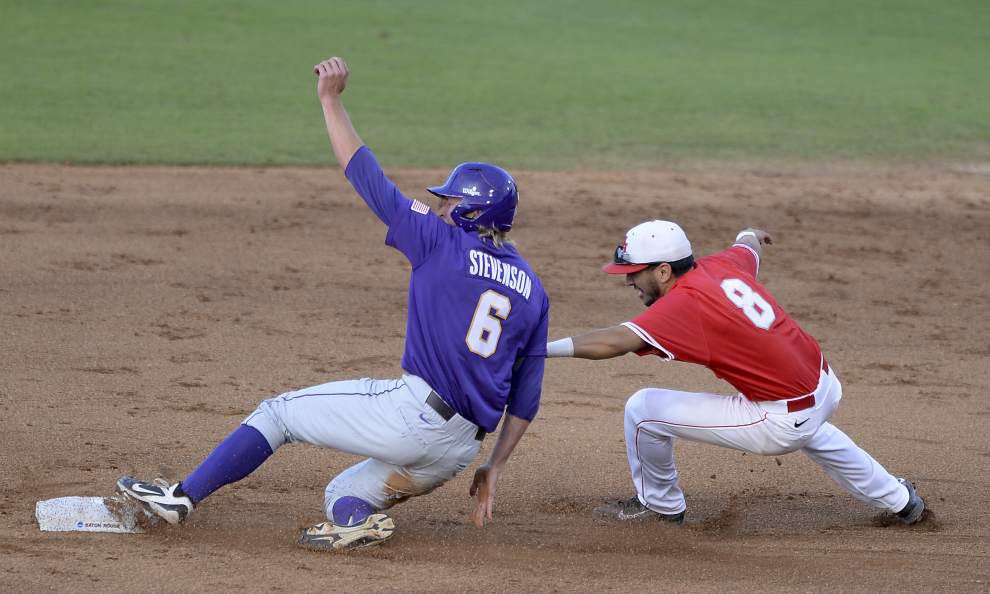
top-left (602, 220), bottom-right (693, 275)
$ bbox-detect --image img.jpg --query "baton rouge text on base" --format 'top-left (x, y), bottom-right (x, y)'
top-left (468, 249), bottom-right (533, 299)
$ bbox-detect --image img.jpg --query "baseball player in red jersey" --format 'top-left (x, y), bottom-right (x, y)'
top-left (546, 220), bottom-right (925, 525)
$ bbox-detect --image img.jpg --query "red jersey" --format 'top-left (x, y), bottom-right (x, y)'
top-left (623, 244), bottom-right (822, 401)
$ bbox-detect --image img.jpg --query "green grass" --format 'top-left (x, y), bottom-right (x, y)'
top-left (1, 0), bottom-right (988, 167)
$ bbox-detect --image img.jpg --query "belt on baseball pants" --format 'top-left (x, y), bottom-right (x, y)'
top-left (426, 391), bottom-right (486, 441)
top-left (758, 358), bottom-right (829, 414)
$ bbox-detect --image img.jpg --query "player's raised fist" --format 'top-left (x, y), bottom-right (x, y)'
top-left (314, 56), bottom-right (349, 100)
top-left (751, 228), bottom-right (774, 245)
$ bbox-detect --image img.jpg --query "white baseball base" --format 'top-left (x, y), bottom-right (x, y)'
top-left (35, 496), bottom-right (154, 533)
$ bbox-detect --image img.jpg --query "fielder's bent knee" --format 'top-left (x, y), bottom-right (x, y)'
top-left (626, 388), bottom-right (668, 422)
top-left (624, 390), bottom-right (650, 429)
top-left (625, 389), bottom-right (651, 415)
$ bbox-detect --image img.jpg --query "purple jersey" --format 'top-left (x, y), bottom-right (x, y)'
top-left (345, 146), bottom-right (549, 432)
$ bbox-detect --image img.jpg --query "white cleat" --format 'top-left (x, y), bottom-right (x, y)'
top-left (116, 476), bottom-right (193, 525)
top-left (298, 513), bottom-right (396, 551)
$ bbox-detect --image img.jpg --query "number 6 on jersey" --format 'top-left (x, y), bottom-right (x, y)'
top-left (466, 290), bottom-right (511, 357)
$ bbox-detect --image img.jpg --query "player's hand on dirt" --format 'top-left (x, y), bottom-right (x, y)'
top-left (314, 56), bottom-right (349, 100)
top-left (469, 463), bottom-right (500, 528)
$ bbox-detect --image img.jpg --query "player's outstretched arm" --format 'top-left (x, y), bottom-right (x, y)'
top-left (733, 228), bottom-right (773, 260)
top-left (546, 325), bottom-right (646, 360)
top-left (314, 56), bottom-right (364, 170)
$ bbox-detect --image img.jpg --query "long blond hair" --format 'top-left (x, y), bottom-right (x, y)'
top-left (476, 226), bottom-right (515, 248)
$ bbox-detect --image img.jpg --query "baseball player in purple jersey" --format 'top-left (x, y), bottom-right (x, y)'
top-left (117, 56), bottom-right (550, 550)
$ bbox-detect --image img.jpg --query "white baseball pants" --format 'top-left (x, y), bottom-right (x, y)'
top-left (624, 365), bottom-right (909, 515)
top-left (243, 374), bottom-right (482, 519)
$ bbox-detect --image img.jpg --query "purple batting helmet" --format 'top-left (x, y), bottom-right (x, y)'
top-left (427, 162), bottom-right (518, 232)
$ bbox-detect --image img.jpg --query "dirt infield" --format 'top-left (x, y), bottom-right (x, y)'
top-left (2, 162), bottom-right (988, 592)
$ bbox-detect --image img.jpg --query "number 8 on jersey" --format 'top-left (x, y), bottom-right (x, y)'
top-left (720, 278), bottom-right (775, 330)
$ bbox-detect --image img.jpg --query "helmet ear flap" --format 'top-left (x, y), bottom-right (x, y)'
top-left (450, 201), bottom-right (483, 232)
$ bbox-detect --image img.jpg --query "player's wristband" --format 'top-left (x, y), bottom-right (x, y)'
top-left (546, 337), bottom-right (574, 358)
top-left (735, 230), bottom-right (757, 242)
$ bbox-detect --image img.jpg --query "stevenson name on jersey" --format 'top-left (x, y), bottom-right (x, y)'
top-left (468, 249), bottom-right (534, 300)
